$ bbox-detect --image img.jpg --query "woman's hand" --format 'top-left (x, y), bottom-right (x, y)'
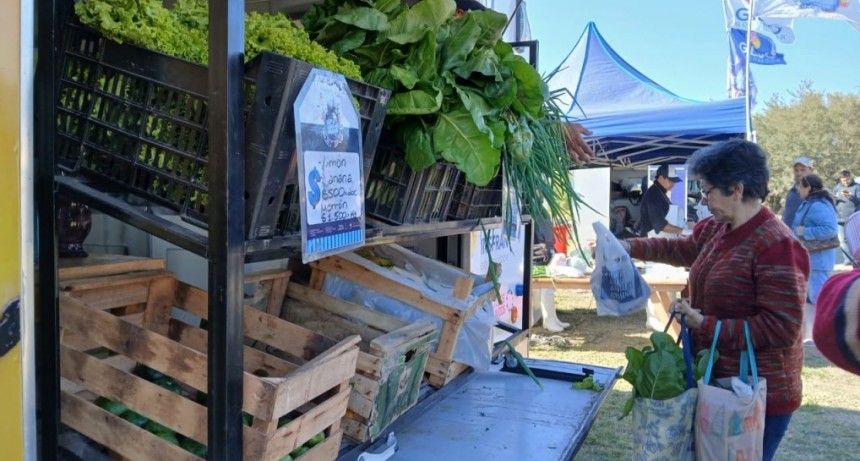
top-left (795, 225), bottom-right (805, 237)
top-left (620, 240), bottom-right (631, 253)
top-left (673, 299), bottom-right (704, 329)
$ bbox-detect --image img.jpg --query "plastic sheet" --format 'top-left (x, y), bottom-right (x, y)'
top-left (321, 245), bottom-right (495, 371)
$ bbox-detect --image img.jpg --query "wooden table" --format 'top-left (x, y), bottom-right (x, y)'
top-left (532, 276), bottom-right (688, 336)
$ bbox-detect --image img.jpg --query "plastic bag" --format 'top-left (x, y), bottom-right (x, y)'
top-left (322, 274), bottom-right (495, 372)
top-left (591, 221), bottom-right (650, 316)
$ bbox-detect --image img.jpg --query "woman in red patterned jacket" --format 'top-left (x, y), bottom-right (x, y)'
top-left (621, 139), bottom-right (810, 461)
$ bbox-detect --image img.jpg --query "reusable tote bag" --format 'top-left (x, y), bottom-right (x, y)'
top-left (631, 313), bottom-right (698, 461)
top-left (695, 320), bottom-right (766, 461)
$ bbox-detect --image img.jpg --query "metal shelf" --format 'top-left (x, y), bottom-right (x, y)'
top-left (57, 175), bottom-right (506, 262)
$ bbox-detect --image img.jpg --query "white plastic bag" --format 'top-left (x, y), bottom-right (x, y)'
top-left (591, 221), bottom-right (651, 316)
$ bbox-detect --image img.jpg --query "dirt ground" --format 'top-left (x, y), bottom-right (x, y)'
top-left (527, 289), bottom-right (860, 461)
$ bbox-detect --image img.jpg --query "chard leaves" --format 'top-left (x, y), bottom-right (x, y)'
top-left (333, 7), bottom-right (389, 31)
top-left (619, 332), bottom-right (715, 419)
top-left (433, 109), bottom-right (499, 186)
top-left (403, 122), bottom-right (436, 171)
top-left (440, 14), bottom-right (482, 71)
top-left (387, 0), bottom-right (456, 44)
top-left (388, 87), bottom-right (443, 115)
top-left (305, 0), bottom-right (548, 187)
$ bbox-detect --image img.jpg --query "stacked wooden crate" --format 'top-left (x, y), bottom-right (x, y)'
top-left (279, 282), bottom-right (437, 443)
top-left (58, 262), bottom-right (359, 461)
top-left (310, 244), bottom-right (497, 388)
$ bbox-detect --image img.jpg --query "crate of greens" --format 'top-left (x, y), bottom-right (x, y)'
top-left (56, 0), bottom-right (389, 240)
top-left (59, 269), bottom-right (359, 461)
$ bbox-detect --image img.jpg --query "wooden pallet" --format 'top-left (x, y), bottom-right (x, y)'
top-left (310, 245), bottom-right (496, 388)
top-left (281, 283), bottom-right (438, 443)
top-left (59, 269), bottom-right (360, 461)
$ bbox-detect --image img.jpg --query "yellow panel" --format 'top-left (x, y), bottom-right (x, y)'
top-left (0, 1), bottom-right (24, 459)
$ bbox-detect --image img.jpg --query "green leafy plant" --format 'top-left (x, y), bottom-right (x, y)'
top-left (75, 0), bottom-right (361, 79)
top-left (619, 332), bottom-right (716, 418)
top-left (305, 0), bottom-right (585, 240)
top-left (304, 0), bottom-right (547, 186)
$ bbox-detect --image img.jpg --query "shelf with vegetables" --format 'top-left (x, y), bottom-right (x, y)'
top-left (38, 1), bottom-right (604, 458)
top-left (304, 0), bottom-right (588, 236)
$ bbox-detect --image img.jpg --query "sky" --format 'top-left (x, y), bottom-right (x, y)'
top-left (525, 0), bottom-right (860, 109)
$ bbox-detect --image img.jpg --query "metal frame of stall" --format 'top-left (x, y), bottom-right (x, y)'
top-left (33, 1), bottom-right (534, 459)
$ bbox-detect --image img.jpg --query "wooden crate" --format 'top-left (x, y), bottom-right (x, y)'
top-left (58, 269), bottom-right (360, 461)
top-left (310, 244), bottom-right (496, 388)
top-left (280, 282), bottom-right (438, 443)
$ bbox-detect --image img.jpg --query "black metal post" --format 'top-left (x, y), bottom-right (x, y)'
top-left (522, 218), bottom-right (533, 332)
top-left (35, 0), bottom-right (61, 457)
top-left (207, 0), bottom-right (246, 459)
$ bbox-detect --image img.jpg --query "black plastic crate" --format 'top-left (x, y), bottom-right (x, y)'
top-left (245, 53), bottom-right (389, 239)
top-left (55, 20), bottom-right (389, 240)
top-left (364, 142), bottom-right (461, 225)
top-left (448, 170), bottom-right (503, 220)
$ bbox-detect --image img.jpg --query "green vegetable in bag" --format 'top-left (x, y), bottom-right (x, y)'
top-left (619, 332), bottom-right (717, 418)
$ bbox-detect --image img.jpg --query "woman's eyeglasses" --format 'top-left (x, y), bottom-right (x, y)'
top-left (699, 184), bottom-right (715, 199)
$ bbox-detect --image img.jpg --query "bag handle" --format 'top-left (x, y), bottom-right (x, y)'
top-left (743, 320), bottom-right (759, 385)
top-left (703, 319), bottom-right (759, 385)
top-left (664, 311), bottom-right (696, 389)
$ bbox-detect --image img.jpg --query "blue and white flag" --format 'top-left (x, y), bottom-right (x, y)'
top-left (724, 0), bottom-right (796, 43)
top-left (727, 48), bottom-right (758, 106)
top-left (730, 28), bottom-right (787, 65)
top-left (754, 0), bottom-right (860, 30)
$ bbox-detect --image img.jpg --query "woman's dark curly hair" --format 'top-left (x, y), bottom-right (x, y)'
top-left (801, 173), bottom-right (837, 208)
top-left (688, 139), bottom-right (770, 201)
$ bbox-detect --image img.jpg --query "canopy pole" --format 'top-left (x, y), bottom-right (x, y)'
top-left (744, 0), bottom-right (755, 141)
top-left (502, 0), bottom-right (525, 38)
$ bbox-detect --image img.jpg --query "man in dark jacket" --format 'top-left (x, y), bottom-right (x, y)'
top-left (834, 169), bottom-right (860, 263)
top-left (638, 165), bottom-right (684, 237)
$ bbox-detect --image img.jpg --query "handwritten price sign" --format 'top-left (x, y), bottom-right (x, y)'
top-left (295, 69), bottom-right (366, 263)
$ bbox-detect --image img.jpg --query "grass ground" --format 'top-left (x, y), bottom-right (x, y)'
top-left (528, 290), bottom-right (860, 461)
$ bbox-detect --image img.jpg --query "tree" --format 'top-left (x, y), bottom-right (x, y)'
top-left (753, 83), bottom-right (860, 213)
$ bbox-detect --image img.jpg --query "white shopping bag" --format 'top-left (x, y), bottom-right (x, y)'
top-left (591, 222), bottom-right (650, 316)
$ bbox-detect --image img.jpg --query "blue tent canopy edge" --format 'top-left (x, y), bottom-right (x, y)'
top-left (547, 22), bottom-right (746, 167)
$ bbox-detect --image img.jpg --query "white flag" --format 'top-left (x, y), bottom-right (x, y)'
top-left (724, 0), bottom-right (797, 42)
top-left (754, 0), bottom-right (860, 30)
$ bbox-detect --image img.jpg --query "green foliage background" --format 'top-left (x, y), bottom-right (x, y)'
top-left (753, 83), bottom-right (860, 214)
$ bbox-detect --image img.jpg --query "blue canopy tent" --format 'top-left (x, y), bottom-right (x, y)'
top-left (547, 22), bottom-right (747, 167)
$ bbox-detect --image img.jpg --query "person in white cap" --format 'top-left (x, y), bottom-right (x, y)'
top-left (782, 156), bottom-right (814, 228)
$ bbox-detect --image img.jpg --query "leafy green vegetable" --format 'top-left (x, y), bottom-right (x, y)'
top-left (290, 445), bottom-right (310, 458)
top-left (154, 376), bottom-right (184, 396)
top-left (305, 0), bottom-right (583, 239)
top-left (75, 0), bottom-right (362, 79)
top-left (572, 376), bottom-right (604, 392)
top-left (180, 438), bottom-right (208, 458)
top-left (95, 397), bottom-right (128, 416)
top-left (307, 432), bottom-right (326, 446)
top-left (304, 0), bottom-right (544, 186)
top-left (155, 429), bottom-right (180, 445)
top-left (135, 365), bottom-right (165, 382)
top-left (619, 332), bottom-right (716, 419)
top-left (144, 419), bottom-right (171, 434)
top-left (120, 410), bottom-right (149, 427)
